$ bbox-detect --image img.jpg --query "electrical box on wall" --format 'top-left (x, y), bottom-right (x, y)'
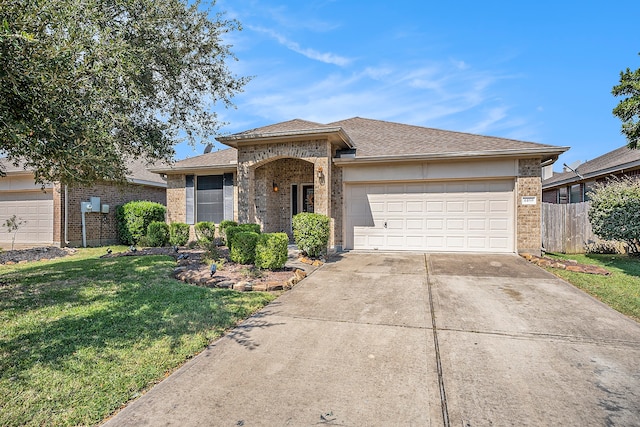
top-left (101, 204), bottom-right (109, 214)
top-left (90, 197), bottom-right (100, 210)
top-left (81, 201), bottom-right (92, 213)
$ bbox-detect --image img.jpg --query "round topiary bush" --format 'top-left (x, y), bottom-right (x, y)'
top-left (255, 232), bottom-right (289, 269)
top-left (146, 221), bottom-right (170, 247)
top-left (229, 231), bottom-right (260, 264)
top-left (169, 222), bottom-right (190, 246)
top-left (194, 221), bottom-right (216, 244)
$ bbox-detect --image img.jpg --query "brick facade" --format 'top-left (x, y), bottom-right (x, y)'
top-left (54, 182), bottom-right (166, 247)
top-left (517, 158), bottom-right (542, 255)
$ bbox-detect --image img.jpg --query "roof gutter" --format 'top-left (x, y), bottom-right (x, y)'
top-left (148, 163), bottom-right (237, 175)
top-left (333, 147), bottom-right (569, 166)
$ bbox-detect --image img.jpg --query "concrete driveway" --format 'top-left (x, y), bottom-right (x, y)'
top-left (104, 253), bottom-right (640, 426)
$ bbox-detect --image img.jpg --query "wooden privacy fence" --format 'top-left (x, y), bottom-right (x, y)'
top-left (542, 202), bottom-right (597, 253)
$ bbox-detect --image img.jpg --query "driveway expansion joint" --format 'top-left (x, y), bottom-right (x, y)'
top-left (425, 254), bottom-right (450, 427)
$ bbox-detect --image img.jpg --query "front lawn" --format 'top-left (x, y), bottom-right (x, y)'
top-left (0, 247), bottom-right (276, 426)
top-left (545, 253), bottom-right (640, 322)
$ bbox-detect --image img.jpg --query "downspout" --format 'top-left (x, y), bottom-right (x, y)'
top-left (64, 185), bottom-right (70, 246)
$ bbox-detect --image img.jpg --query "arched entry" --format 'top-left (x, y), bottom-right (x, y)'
top-left (254, 157), bottom-right (314, 238)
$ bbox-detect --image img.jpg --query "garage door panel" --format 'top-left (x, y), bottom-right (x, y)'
top-left (427, 201), bottom-right (444, 212)
top-left (346, 180), bottom-right (514, 252)
top-left (468, 237), bottom-right (488, 248)
top-left (387, 202), bottom-right (404, 213)
top-left (446, 201), bottom-right (464, 213)
top-left (468, 218), bottom-right (487, 231)
top-left (490, 218), bottom-right (509, 231)
top-left (446, 219), bottom-right (464, 230)
top-left (406, 219), bottom-right (423, 230)
top-left (406, 201), bottom-right (423, 212)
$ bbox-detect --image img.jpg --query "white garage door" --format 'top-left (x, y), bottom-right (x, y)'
top-left (345, 180), bottom-right (515, 252)
top-left (0, 192), bottom-right (54, 246)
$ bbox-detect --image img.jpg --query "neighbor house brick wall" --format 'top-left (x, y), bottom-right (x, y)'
top-left (63, 182), bottom-right (166, 247)
top-left (52, 183), bottom-right (64, 247)
top-left (517, 158), bottom-right (542, 255)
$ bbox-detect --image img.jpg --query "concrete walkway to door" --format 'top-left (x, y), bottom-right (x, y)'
top-left (103, 253), bottom-right (640, 426)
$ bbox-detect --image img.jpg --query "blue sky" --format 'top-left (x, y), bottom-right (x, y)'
top-left (176, 0), bottom-right (640, 171)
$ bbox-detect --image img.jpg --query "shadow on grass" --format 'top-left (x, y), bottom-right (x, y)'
top-left (0, 255), bottom-right (279, 377)
top-left (584, 253), bottom-right (640, 278)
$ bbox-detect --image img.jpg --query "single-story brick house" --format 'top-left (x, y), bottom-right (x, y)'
top-left (542, 145), bottom-right (640, 204)
top-left (151, 117), bottom-right (568, 255)
top-left (0, 159), bottom-right (167, 249)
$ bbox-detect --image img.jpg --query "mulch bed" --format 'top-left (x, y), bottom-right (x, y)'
top-left (0, 247), bottom-right (77, 265)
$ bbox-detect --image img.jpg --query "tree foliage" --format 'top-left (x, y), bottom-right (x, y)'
top-left (588, 178), bottom-right (640, 254)
top-left (612, 54), bottom-right (640, 149)
top-left (0, 0), bottom-right (248, 185)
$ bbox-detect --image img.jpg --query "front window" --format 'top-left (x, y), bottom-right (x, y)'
top-left (196, 175), bottom-right (224, 223)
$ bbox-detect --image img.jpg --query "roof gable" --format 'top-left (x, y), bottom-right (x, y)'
top-left (234, 119), bottom-right (328, 136)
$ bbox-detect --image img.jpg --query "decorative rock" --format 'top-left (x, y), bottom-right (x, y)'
top-left (265, 282), bottom-right (284, 291)
top-left (294, 269), bottom-right (307, 280)
top-left (173, 267), bottom-right (187, 275)
top-left (233, 281), bottom-right (251, 291)
top-left (311, 260), bottom-right (323, 267)
top-left (252, 283), bottom-right (267, 292)
top-left (216, 280), bottom-right (234, 289)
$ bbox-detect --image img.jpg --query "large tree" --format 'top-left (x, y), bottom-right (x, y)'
top-left (0, 0), bottom-right (248, 186)
top-left (612, 54), bottom-right (640, 149)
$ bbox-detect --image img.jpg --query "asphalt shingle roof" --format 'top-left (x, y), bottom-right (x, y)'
top-left (542, 145), bottom-right (640, 187)
top-left (328, 117), bottom-right (559, 157)
top-left (0, 157), bottom-right (167, 186)
top-left (168, 116), bottom-right (567, 172)
top-left (164, 148), bottom-right (238, 170)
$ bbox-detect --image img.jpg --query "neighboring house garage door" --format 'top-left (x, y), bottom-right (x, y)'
top-left (0, 192), bottom-right (54, 246)
top-left (345, 180), bottom-right (515, 252)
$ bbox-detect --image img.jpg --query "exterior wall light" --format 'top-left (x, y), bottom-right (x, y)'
top-left (317, 166), bottom-right (324, 180)
top-left (273, 181), bottom-right (279, 192)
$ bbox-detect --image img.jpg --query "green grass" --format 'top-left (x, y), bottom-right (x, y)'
top-left (545, 253), bottom-right (640, 322)
top-left (0, 246), bottom-right (276, 426)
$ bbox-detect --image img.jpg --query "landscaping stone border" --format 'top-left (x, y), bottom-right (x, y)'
top-left (521, 253), bottom-right (611, 275)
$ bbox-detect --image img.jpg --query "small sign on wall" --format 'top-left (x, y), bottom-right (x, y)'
top-left (521, 196), bottom-right (537, 205)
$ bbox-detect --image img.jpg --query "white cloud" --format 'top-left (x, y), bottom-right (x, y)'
top-left (249, 26), bottom-right (352, 66)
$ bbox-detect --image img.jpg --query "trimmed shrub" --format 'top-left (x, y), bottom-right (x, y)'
top-left (116, 201), bottom-right (166, 245)
top-left (146, 221), bottom-right (170, 247)
top-left (255, 233), bottom-right (289, 270)
top-left (225, 223), bottom-right (261, 250)
top-left (219, 220), bottom-right (238, 244)
top-left (292, 213), bottom-right (330, 257)
top-left (169, 222), bottom-right (190, 246)
top-left (194, 221), bottom-right (216, 243)
top-left (230, 231), bottom-right (260, 264)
